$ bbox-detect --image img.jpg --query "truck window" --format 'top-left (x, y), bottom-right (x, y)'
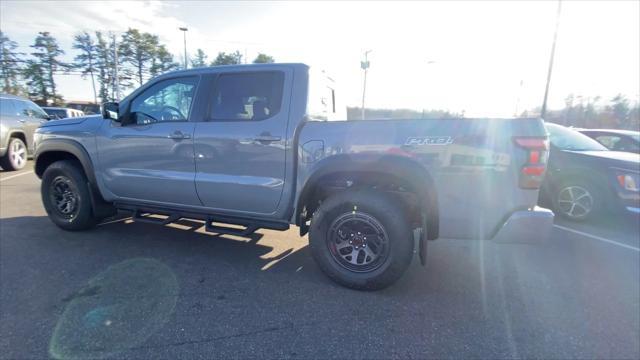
top-left (0, 98), bottom-right (16, 116)
top-left (209, 71), bottom-right (284, 121)
top-left (20, 100), bottom-right (49, 120)
top-left (307, 68), bottom-right (344, 121)
top-left (130, 76), bottom-right (198, 125)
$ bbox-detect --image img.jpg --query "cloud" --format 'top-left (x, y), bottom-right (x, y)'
top-left (1, 0), bottom-right (638, 113)
top-left (1, 1), bottom-right (188, 55)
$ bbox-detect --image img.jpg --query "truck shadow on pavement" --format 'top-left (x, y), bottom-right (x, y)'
top-left (2, 215), bottom-right (639, 359)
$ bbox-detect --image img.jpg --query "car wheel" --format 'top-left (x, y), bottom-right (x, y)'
top-left (309, 189), bottom-right (414, 290)
top-left (553, 180), bottom-right (601, 221)
top-left (41, 160), bottom-right (96, 231)
top-left (0, 137), bottom-right (27, 171)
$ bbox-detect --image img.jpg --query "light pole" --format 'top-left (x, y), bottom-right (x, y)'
top-left (361, 50), bottom-right (372, 120)
top-left (540, 0), bottom-right (562, 119)
top-left (179, 27), bottom-right (188, 69)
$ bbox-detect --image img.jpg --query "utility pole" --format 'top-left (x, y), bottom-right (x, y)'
top-left (112, 33), bottom-right (120, 101)
top-left (179, 27), bottom-right (188, 69)
top-left (89, 56), bottom-right (98, 105)
top-left (422, 59), bottom-right (436, 118)
top-left (361, 50), bottom-right (372, 120)
top-left (541, 0), bottom-right (562, 119)
top-left (515, 79), bottom-right (524, 117)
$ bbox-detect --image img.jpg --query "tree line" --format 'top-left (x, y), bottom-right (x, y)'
top-left (0, 30), bottom-right (275, 106)
top-left (522, 94), bottom-right (639, 131)
top-left (346, 107), bottom-right (462, 120)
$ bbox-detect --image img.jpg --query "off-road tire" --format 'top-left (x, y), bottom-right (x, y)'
top-left (309, 189), bottom-right (414, 290)
top-left (41, 160), bottom-right (96, 231)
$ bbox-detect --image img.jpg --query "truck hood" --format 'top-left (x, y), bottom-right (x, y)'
top-left (39, 115), bottom-right (101, 127)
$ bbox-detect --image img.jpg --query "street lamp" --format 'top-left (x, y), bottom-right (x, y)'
top-left (361, 50), bottom-right (372, 120)
top-left (179, 27), bottom-right (188, 69)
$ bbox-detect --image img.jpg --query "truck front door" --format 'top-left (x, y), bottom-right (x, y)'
top-left (193, 69), bottom-right (291, 215)
top-left (96, 76), bottom-right (202, 206)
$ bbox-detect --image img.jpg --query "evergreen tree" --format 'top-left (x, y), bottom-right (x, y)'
top-left (23, 60), bottom-right (48, 103)
top-left (94, 31), bottom-right (113, 102)
top-left (0, 31), bottom-right (25, 95)
top-left (211, 51), bottom-right (242, 66)
top-left (253, 53), bottom-right (275, 63)
top-left (72, 31), bottom-right (98, 104)
top-left (27, 32), bottom-right (67, 104)
top-left (119, 28), bottom-right (156, 85)
top-left (150, 44), bottom-right (178, 77)
top-left (191, 49), bottom-right (208, 68)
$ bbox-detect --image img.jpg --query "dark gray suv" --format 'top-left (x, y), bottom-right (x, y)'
top-left (0, 93), bottom-right (50, 170)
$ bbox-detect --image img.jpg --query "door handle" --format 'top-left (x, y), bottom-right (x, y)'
top-left (167, 131), bottom-right (191, 140)
top-left (253, 135), bottom-right (281, 143)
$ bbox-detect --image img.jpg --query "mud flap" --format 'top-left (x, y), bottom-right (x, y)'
top-left (419, 230), bottom-right (427, 266)
top-left (419, 214), bottom-right (428, 266)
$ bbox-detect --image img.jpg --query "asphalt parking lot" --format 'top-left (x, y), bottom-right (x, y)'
top-left (1, 162), bottom-right (639, 359)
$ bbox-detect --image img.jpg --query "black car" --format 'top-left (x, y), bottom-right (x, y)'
top-left (578, 129), bottom-right (640, 153)
top-left (540, 123), bottom-right (640, 221)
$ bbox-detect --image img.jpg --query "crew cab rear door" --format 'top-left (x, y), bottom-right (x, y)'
top-left (193, 68), bottom-right (292, 215)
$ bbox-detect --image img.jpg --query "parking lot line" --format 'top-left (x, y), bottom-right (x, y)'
top-left (0, 171), bottom-right (34, 182)
top-left (554, 224), bottom-right (640, 252)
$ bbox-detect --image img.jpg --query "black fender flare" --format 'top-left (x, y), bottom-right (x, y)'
top-left (35, 139), bottom-right (97, 184)
top-left (296, 154), bottom-right (439, 241)
top-left (35, 139), bottom-right (115, 218)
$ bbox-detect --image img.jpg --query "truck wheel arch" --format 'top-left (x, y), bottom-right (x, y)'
top-left (296, 155), bottom-right (439, 240)
top-left (35, 139), bottom-right (115, 219)
top-left (35, 139), bottom-right (96, 183)
top-left (5, 131), bottom-right (27, 150)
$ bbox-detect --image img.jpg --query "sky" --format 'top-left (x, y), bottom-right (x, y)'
top-left (1, 0), bottom-right (638, 117)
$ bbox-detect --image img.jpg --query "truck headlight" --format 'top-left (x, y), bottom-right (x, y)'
top-left (617, 173), bottom-right (640, 192)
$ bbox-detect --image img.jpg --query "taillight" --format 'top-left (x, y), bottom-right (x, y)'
top-left (514, 137), bottom-right (549, 189)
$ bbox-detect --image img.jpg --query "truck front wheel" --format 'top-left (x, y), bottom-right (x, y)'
top-left (41, 160), bottom-right (96, 231)
top-left (309, 189), bottom-right (414, 290)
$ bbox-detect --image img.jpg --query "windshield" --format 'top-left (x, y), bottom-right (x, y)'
top-left (545, 123), bottom-right (608, 151)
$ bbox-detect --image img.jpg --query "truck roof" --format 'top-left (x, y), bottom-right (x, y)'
top-left (155, 63), bottom-right (309, 79)
top-left (0, 93), bottom-right (29, 100)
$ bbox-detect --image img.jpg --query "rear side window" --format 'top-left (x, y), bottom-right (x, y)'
top-left (0, 98), bottom-right (16, 116)
top-left (209, 71), bottom-right (284, 121)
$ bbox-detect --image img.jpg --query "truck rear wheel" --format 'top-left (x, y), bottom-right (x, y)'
top-left (309, 189), bottom-right (414, 290)
top-left (41, 160), bottom-right (96, 231)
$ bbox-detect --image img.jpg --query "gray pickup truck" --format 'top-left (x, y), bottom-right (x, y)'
top-left (34, 63), bottom-right (553, 290)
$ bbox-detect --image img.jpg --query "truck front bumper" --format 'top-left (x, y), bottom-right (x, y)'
top-left (491, 206), bottom-right (554, 244)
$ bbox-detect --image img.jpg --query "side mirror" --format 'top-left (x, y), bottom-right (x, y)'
top-left (102, 102), bottom-right (120, 121)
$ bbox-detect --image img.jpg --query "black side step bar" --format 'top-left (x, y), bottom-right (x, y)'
top-left (118, 203), bottom-right (289, 237)
top-left (133, 210), bottom-right (181, 225)
top-left (205, 218), bottom-right (259, 237)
